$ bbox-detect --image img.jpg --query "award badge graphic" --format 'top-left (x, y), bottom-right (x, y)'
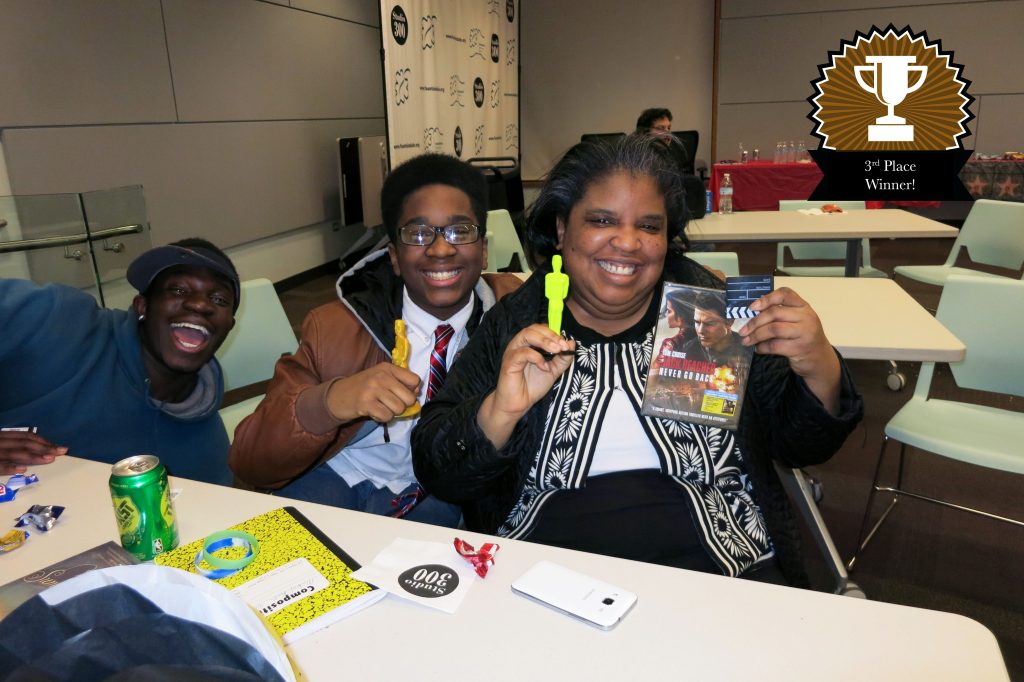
top-left (807, 25), bottom-right (973, 201)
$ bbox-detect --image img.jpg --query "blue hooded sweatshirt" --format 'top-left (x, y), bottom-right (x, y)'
top-left (0, 279), bottom-right (231, 485)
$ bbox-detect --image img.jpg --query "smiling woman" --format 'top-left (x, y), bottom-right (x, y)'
top-left (412, 134), bottom-right (864, 588)
top-left (0, 239), bottom-right (241, 485)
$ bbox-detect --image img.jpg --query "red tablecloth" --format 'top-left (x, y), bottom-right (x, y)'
top-left (711, 162), bottom-right (822, 211)
top-left (710, 161), bottom-right (942, 211)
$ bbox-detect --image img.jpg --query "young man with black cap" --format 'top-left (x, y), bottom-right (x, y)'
top-left (0, 238), bottom-right (240, 484)
top-left (229, 153), bottom-right (522, 526)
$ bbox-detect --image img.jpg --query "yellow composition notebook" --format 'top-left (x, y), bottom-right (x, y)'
top-left (156, 506), bottom-right (384, 644)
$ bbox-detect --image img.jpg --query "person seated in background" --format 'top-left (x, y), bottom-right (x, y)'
top-left (0, 239), bottom-right (240, 484)
top-left (636, 106), bottom-right (711, 240)
top-left (636, 107), bottom-right (690, 172)
top-left (229, 153), bottom-right (522, 527)
top-left (412, 135), bottom-right (863, 586)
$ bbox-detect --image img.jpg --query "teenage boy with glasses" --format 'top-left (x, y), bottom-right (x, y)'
top-left (229, 154), bottom-right (522, 525)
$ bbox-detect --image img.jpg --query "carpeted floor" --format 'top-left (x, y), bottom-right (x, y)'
top-left (277, 228), bottom-right (1023, 680)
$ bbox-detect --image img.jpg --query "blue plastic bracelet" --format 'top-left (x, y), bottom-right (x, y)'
top-left (193, 530), bottom-right (260, 579)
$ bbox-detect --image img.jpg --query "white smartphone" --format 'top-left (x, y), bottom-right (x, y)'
top-left (510, 560), bottom-right (638, 630)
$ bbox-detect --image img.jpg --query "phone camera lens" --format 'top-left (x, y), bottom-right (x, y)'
top-left (602, 597), bottom-right (615, 605)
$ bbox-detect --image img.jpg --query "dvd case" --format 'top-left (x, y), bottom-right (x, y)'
top-left (641, 283), bottom-right (754, 429)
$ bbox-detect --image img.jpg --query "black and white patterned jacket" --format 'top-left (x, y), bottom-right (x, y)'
top-left (412, 252), bottom-right (863, 586)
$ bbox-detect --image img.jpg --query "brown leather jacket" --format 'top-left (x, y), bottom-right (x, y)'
top-left (228, 249), bottom-right (523, 489)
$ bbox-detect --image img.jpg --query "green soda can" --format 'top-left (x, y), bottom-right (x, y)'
top-left (109, 455), bottom-right (179, 560)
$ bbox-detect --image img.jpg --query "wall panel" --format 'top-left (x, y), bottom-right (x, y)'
top-left (163, 0), bottom-right (384, 122)
top-left (293, 0), bottom-right (381, 26)
top-left (972, 94), bottom-right (1024, 155)
top-left (2, 119), bottom-right (385, 249)
top-left (0, 0), bottom-right (175, 127)
top-left (717, 0), bottom-right (1024, 159)
top-left (520, 0), bottom-right (714, 180)
top-left (723, 0), bottom-right (966, 19)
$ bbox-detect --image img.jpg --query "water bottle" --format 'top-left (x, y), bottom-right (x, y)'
top-left (774, 142), bottom-right (783, 164)
top-left (797, 140), bottom-right (807, 162)
top-left (739, 142), bottom-right (748, 164)
top-left (719, 173), bottom-right (733, 215)
top-left (786, 141), bottom-right (796, 163)
top-left (752, 148), bottom-right (760, 162)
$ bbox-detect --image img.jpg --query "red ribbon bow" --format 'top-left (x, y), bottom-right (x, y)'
top-left (454, 538), bottom-right (500, 578)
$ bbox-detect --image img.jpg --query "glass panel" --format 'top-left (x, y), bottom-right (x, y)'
top-left (0, 192), bottom-right (99, 301)
top-left (81, 185), bottom-right (152, 309)
top-left (0, 186), bottom-right (152, 307)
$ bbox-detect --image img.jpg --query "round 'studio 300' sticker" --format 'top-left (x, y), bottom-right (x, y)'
top-left (398, 564), bottom-right (460, 598)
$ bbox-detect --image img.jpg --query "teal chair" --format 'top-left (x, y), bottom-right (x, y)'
top-left (848, 275), bottom-right (1024, 570)
top-left (688, 251), bottom-right (740, 277)
top-left (777, 200), bottom-right (886, 278)
top-left (220, 395), bottom-right (265, 444)
top-left (215, 278), bottom-right (297, 392)
top-left (894, 199), bottom-right (1024, 287)
top-left (215, 278), bottom-right (298, 443)
top-left (485, 209), bottom-right (530, 274)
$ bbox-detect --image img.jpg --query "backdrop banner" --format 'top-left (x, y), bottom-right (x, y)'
top-left (380, 0), bottom-right (519, 168)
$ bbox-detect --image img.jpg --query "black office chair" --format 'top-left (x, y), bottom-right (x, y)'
top-left (671, 130), bottom-right (698, 175)
top-left (580, 132), bottom-right (627, 144)
top-left (671, 130), bottom-right (708, 183)
top-left (467, 156), bottom-right (524, 224)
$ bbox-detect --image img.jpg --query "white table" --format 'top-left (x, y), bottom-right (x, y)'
top-left (2, 457), bottom-right (1008, 682)
top-left (688, 209), bottom-right (959, 276)
top-left (777, 277), bottom-right (965, 362)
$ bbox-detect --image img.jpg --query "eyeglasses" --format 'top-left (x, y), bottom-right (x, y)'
top-left (399, 222), bottom-right (481, 246)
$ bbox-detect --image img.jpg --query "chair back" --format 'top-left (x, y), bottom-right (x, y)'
top-left (580, 132), bottom-right (626, 144)
top-left (468, 157), bottom-right (524, 217)
top-left (778, 200), bottom-right (871, 264)
top-left (931, 275), bottom-right (1024, 398)
top-left (672, 130), bottom-right (699, 176)
top-left (687, 251), bottom-right (740, 277)
top-left (948, 199), bottom-right (1024, 271)
top-left (215, 278), bottom-right (298, 392)
top-left (485, 209), bottom-right (531, 273)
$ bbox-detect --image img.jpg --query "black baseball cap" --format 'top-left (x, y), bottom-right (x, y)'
top-left (127, 243), bottom-right (241, 312)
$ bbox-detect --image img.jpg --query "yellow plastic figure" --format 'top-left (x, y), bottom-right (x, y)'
top-left (545, 254), bottom-right (570, 333)
top-left (391, 319), bottom-right (421, 418)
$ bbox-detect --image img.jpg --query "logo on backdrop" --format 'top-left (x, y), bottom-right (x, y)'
top-left (449, 74), bottom-right (466, 107)
top-left (507, 0), bottom-right (515, 22)
top-left (391, 5), bottom-right (408, 45)
top-left (506, 38), bottom-right (517, 65)
top-left (473, 77), bottom-right (485, 108)
top-left (488, 0), bottom-right (500, 17)
top-left (423, 127), bottom-right (444, 152)
top-left (454, 126), bottom-right (464, 157)
top-left (807, 25), bottom-right (972, 201)
top-left (395, 68), bottom-right (411, 106)
top-left (505, 124), bottom-right (519, 151)
top-left (421, 15), bottom-right (436, 49)
top-left (469, 29), bottom-right (487, 59)
top-left (490, 34), bottom-right (500, 63)
top-left (475, 125), bottom-right (485, 155)
top-left (489, 80), bottom-right (501, 108)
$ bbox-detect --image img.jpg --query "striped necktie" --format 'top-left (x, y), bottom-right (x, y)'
top-left (426, 324), bottom-right (455, 400)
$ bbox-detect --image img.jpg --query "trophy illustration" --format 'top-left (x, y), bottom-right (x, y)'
top-left (854, 56), bottom-right (928, 142)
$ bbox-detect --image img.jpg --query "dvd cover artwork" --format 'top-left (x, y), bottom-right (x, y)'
top-left (641, 283), bottom-right (754, 429)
